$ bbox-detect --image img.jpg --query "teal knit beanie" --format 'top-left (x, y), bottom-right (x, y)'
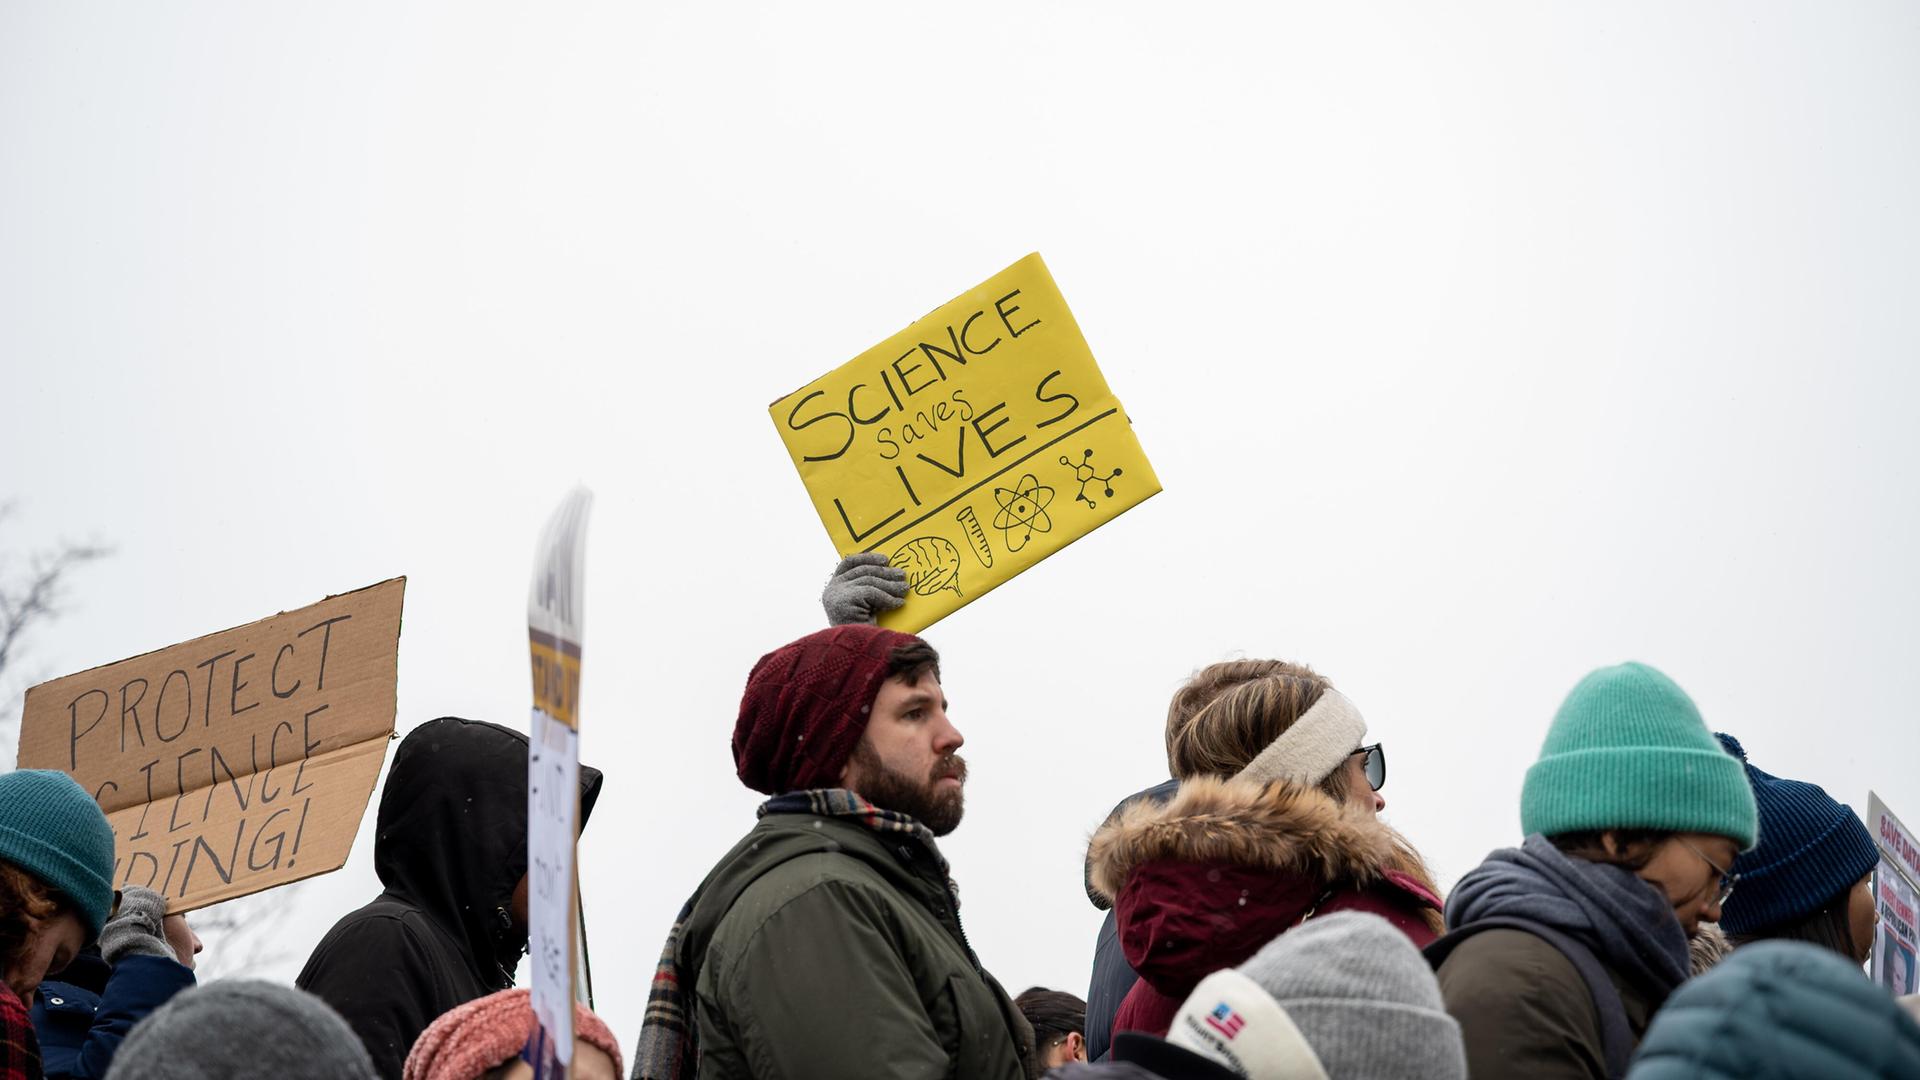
top-left (1520, 663), bottom-right (1758, 849)
top-left (0, 770), bottom-right (117, 938)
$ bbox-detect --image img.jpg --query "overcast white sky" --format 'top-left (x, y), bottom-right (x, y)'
top-left (4, 0), bottom-right (1918, 1053)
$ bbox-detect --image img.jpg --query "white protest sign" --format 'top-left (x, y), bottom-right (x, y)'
top-left (528, 488), bottom-right (591, 1077)
top-left (1875, 860), bottom-right (1918, 994)
top-left (1869, 791), bottom-right (1920, 995)
top-left (1870, 792), bottom-right (1920, 890)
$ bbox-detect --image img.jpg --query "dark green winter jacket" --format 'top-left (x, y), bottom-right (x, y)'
top-left (1629, 940), bottom-right (1920, 1078)
top-left (1437, 928), bottom-right (1662, 1079)
top-left (680, 808), bottom-right (1034, 1080)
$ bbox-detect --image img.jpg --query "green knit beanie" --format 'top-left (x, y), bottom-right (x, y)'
top-left (1520, 662), bottom-right (1758, 849)
top-left (0, 770), bottom-right (117, 939)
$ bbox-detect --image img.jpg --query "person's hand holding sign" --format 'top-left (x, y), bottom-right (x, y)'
top-left (101, 887), bottom-right (201, 968)
top-left (821, 553), bottom-right (908, 626)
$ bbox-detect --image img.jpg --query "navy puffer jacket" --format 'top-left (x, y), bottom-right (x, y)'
top-left (1629, 941), bottom-right (1920, 1079)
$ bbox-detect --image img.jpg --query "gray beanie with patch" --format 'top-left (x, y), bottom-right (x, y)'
top-left (105, 980), bottom-right (378, 1080)
top-left (1167, 911), bottom-right (1465, 1080)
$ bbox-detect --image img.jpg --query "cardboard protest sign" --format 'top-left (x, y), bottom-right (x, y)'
top-left (1870, 791), bottom-right (1920, 995)
top-left (527, 488), bottom-right (591, 1076)
top-left (771, 253), bottom-right (1160, 632)
top-left (16, 579), bottom-right (404, 912)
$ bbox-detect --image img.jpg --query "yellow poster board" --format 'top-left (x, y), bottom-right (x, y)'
top-left (771, 253), bottom-right (1160, 632)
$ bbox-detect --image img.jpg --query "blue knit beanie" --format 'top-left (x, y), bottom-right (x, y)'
top-left (1520, 662), bottom-right (1758, 849)
top-left (0, 770), bottom-right (117, 939)
top-left (1712, 733), bottom-right (1879, 937)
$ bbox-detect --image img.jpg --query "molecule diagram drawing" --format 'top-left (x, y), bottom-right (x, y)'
top-left (1062, 449), bottom-right (1123, 508)
top-left (991, 474), bottom-right (1055, 553)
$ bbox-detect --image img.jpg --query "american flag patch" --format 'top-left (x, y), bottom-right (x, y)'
top-left (1206, 1002), bottom-right (1245, 1039)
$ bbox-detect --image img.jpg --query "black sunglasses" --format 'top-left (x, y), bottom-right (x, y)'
top-left (1354, 743), bottom-right (1385, 791)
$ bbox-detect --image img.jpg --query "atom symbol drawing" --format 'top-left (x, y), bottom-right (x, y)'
top-left (991, 473), bottom-right (1055, 552)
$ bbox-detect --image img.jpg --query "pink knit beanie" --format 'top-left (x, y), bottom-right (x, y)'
top-left (403, 989), bottom-right (624, 1080)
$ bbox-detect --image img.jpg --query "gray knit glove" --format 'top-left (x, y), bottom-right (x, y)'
top-left (100, 886), bottom-right (175, 964)
top-left (821, 553), bottom-right (908, 626)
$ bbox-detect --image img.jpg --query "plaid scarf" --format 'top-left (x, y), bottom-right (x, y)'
top-left (0, 988), bottom-right (42, 1080)
top-left (632, 789), bottom-right (952, 1080)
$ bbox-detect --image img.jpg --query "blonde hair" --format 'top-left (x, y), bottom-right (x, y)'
top-left (1165, 659), bottom-right (1340, 790)
top-left (1161, 660), bottom-right (1443, 931)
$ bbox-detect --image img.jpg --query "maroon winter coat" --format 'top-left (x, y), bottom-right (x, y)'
top-left (1087, 775), bottom-right (1446, 1039)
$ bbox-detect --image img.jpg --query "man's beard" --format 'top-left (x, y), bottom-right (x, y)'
top-left (849, 743), bottom-right (968, 836)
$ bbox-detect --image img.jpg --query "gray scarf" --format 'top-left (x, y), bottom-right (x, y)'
top-left (1447, 833), bottom-right (1691, 1000)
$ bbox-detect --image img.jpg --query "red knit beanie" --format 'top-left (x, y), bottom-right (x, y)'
top-left (733, 624), bottom-right (924, 795)
top-left (403, 989), bottom-right (622, 1080)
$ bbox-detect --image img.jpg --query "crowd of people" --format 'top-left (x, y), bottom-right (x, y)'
top-left (0, 553), bottom-right (1917, 1079)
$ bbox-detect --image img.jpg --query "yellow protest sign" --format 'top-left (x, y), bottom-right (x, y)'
top-left (15, 579), bottom-right (404, 912)
top-left (772, 253), bottom-right (1159, 632)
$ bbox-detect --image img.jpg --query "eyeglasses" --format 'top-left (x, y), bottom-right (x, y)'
top-left (1678, 837), bottom-right (1739, 907)
top-left (1353, 743), bottom-right (1385, 791)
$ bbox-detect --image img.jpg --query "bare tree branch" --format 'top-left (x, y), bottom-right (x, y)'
top-left (0, 501), bottom-right (111, 752)
top-left (0, 540), bottom-right (111, 677)
top-left (187, 883), bottom-right (305, 979)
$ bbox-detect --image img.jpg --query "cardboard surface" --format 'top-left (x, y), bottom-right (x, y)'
top-left (16, 578), bottom-right (405, 911)
top-left (771, 252), bottom-right (1160, 632)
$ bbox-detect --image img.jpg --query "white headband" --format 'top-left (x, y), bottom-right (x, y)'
top-left (1234, 688), bottom-right (1368, 787)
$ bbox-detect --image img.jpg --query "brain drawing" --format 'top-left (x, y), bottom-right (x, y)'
top-left (890, 537), bottom-right (964, 598)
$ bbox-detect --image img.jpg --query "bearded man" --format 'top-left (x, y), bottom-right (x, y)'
top-left (632, 624), bottom-right (1035, 1080)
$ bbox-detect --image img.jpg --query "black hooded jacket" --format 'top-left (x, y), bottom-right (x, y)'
top-left (296, 717), bottom-right (603, 1079)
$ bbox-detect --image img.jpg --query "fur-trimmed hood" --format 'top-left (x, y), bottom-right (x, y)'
top-left (1086, 776), bottom-right (1445, 1006)
top-left (1690, 922), bottom-right (1733, 976)
top-left (1088, 776), bottom-right (1423, 903)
